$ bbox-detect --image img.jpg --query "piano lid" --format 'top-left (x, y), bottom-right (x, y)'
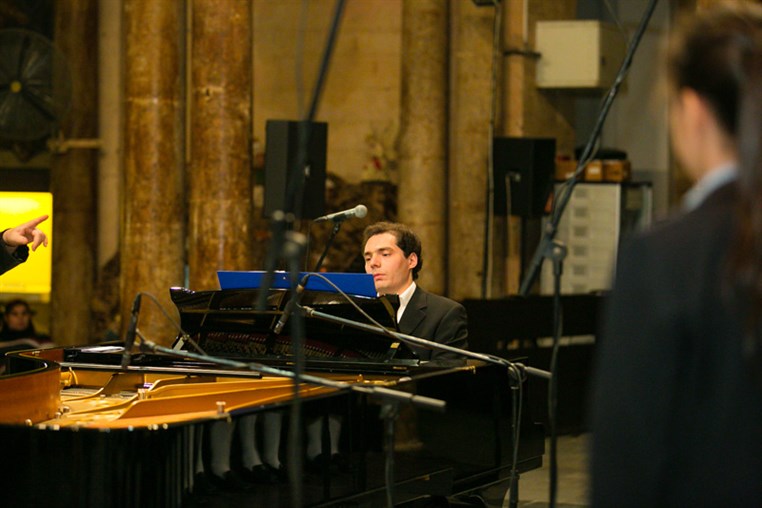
top-left (169, 287), bottom-right (419, 368)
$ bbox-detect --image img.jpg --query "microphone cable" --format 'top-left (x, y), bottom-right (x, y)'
top-left (299, 272), bottom-right (531, 508)
top-left (132, 291), bottom-right (206, 356)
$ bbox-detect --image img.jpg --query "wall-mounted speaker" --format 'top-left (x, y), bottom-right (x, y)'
top-left (492, 137), bottom-right (556, 218)
top-left (264, 120), bottom-right (327, 220)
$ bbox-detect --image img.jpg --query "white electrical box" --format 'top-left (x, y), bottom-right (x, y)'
top-left (535, 20), bottom-right (626, 89)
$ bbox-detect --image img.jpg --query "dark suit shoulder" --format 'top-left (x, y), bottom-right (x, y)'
top-left (414, 287), bottom-right (465, 313)
top-left (617, 182), bottom-right (735, 286)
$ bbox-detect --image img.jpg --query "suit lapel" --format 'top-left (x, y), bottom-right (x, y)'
top-left (398, 286), bottom-right (426, 335)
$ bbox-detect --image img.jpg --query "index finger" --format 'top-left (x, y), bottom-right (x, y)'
top-left (22, 215), bottom-right (49, 229)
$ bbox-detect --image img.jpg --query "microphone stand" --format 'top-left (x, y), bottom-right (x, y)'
top-left (284, 231), bottom-right (308, 504)
top-left (301, 305), bottom-right (550, 379)
top-left (274, 207), bottom-right (354, 334)
top-left (135, 330), bottom-right (447, 412)
top-left (272, 216), bottom-right (344, 336)
top-left (515, 2), bottom-right (659, 507)
top-left (137, 322), bottom-right (446, 508)
top-left (312, 220), bottom-right (342, 273)
top-left (254, 2), bottom-right (346, 503)
top-left (278, 218), bottom-right (344, 332)
top-left (518, 0), bottom-right (659, 297)
top-left (381, 397), bottom-right (400, 508)
top-left (297, 304), bottom-right (550, 507)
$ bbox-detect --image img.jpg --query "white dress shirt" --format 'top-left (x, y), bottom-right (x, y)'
top-left (395, 281), bottom-right (417, 323)
top-left (682, 162), bottom-right (737, 211)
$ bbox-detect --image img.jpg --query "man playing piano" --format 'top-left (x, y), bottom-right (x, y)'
top-left (362, 221), bottom-right (468, 361)
top-left (306, 221), bottom-right (471, 471)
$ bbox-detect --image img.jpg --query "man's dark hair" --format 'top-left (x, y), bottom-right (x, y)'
top-left (362, 221), bottom-right (423, 279)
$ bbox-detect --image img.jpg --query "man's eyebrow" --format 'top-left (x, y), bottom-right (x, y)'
top-left (364, 247), bottom-right (393, 257)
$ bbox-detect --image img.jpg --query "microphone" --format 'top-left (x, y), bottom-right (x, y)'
top-left (313, 204), bottom-right (367, 223)
top-left (273, 280), bottom-right (306, 335)
top-left (121, 293), bottom-right (142, 369)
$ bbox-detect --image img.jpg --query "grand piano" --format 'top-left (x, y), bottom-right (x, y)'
top-left (0, 282), bottom-right (545, 507)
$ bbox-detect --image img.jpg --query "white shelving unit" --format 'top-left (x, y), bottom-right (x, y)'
top-left (540, 182), bottom-right (652, 295)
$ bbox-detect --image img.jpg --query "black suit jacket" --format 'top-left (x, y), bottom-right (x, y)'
top-left (397, 285), bottom-right (468, 362)
top-left (590, 182), bottom-right (762, 507)
top-left (0, 234), bottom-right (27, 276)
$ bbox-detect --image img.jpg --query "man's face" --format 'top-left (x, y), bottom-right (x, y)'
top-left (363, 232), bottom-right (417, 295)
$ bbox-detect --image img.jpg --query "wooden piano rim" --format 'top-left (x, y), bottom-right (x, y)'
top-left (0, 348), bottom-right (60, 425)
top-left (0, 346), bottom-right (360, 431)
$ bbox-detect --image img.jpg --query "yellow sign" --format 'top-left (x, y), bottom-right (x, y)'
top-left (0, 192), bottom-right (53, 297)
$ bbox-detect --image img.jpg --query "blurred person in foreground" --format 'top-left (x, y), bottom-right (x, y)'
top-left (590, 3), bottom-right (762, 506)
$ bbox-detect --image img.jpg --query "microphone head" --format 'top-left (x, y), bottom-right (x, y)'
top-left (355, 204), bottom-right (368, 218)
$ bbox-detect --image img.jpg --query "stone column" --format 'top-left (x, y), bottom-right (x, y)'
top-left (447, 1), bottom-right (495, 301)
top-left (50, 0), bottom-right (98, 346)
top-left (97, 0), bottom-right (122, 269)
top-left (122, 0), bottom-right (185, 345)
top-left (398, 0), bottom-right (448, 295)
top-left (187, 0), bottom-right (253, 290)
top-left (500, 0), bottom-right (576, 294)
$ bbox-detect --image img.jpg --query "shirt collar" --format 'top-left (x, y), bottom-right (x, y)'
top-left (682, 162), bottom-right (737, 211)
top-left (395, 281), bottom-right (417, 322)
top-left (398, 281), bottom-right (417, 307)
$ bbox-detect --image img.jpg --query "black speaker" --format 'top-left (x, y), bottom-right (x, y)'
top-left (492, 137), bottom-right (556, 218)
top-left (264, 120), bottom-right (327, 219)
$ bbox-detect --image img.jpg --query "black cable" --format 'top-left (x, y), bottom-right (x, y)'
top-left (548, 263), bottom-right (564, 508)
top-left (305, 0), bottom-right (344, 124)
top-left (301, 272), bottom-right (401, 342)
top-left (285, 242), bottom-right (306, 508)
top-left (255, 3), bottom-right (346, 504)
top-left (256, 210), bottom-right (289, 311)
top-left (538, 5), bottom-right (658, 506)
top-left (275, 272), bottom-right (545, 508)
top-left (507, 363), bottom-right (524, 508)
top-left (284, 0), bottom-right (346, 220)
top-left (134, 291), bottom-right (206, 355)
top-left (482, 0), bottom-right (503, 298)
top-left (382, 401), bottom-right (399, 508)
top-left (303, 274), bottom-right (550, 382)
top-left (290, 271), bottom-right (399, 507)
top-left (312, 221), bottom-right (341, 273)
top-left (304, 223), bottom-right (312, 272)
top-left (298, 274), bottom-right (532, 508)
top-left (133, 280), bottom-right (449, 508)
top-left (257, 0), bottom-right (346, 311)
top-left (295, 0), bottom-right (309, 119)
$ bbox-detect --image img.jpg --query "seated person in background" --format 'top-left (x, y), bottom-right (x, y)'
top-left (0, 299), bottom-right (52, 347)
top-left (306, 221), bottom-right (469, 470)
top-left (203, 412), bottom-right (285, 492)
top-left (0, 215), bottom-right (49, 276)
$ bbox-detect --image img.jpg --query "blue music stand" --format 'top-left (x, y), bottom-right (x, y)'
top-left (217, 270), bottom-right (378, 298)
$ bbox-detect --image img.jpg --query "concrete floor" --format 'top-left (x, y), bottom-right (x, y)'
top-left (513, 434), bottom-right (590, 508)
top-left (191, 432), bottom-right (592, 508)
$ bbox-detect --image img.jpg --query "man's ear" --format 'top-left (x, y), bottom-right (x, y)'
top-left (407, 252), bottom-right (418, 271)
top-left (681, 89), bottom-right (705, 129)
top-left (680, 88), bottom-right (722, 145)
